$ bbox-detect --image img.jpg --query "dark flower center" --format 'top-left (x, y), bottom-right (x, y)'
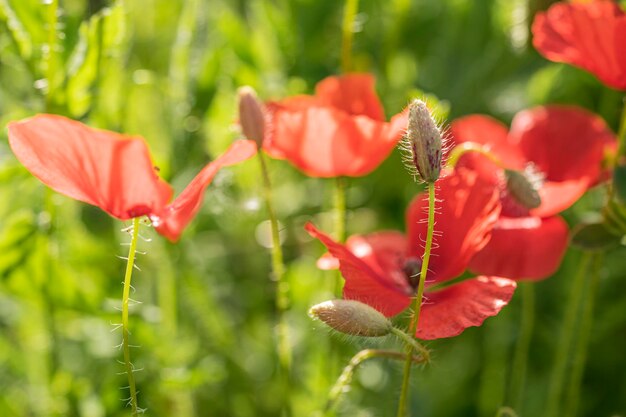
top-left (402, 257), bottom-right (423, 290)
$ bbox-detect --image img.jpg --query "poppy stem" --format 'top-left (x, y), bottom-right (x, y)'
top-left (616, 95), bottom-right (626, 159)
top-left (508, 282), bottom-right (535, 411)
top-left (396, 182), bottom-right (436, 417)
top-left (495, 406), bottom-right (519, 417)
top-left (258, 151), bottom-right (292, 414)
top-left (323, 349), bottom-right (426, 415)
top-left (446, 142), bottom-right (505, 169)
top-left (563, 253), bottom-right (603, 417)
top-left (340, 0), bottom-right (360, 73)
top-left (43, 0), bottom-right (59, 109)
top-left (544, 252), bottom-right (592, 417)
top-left (121, 217), bottom-right (141, 416)
top-left (333, 176), bottom-right (347, 295)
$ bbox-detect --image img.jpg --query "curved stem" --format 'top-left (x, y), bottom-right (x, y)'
top-left (390, 327), bottom-right (430, 363)
top-left (340, 0), bottom-right (360, 74)
top-left (396, 182), bottom-right (436, 417)
top-left (544, 253), bottom-right (592, 417)
top-left (496, 407), bottom-right (519, 417)
top-left (508, 282), bottom-right (535, 411)
top-left (258, 152), bottom-right (292, 417)
top-left (324, 349), bottom-right (425, 415)
top-left (122, 217), bottom-right (141, 416)
top-left (563, 254), bottom-right (603, 417)
top-left (446, 142), bottom-right (505, 169)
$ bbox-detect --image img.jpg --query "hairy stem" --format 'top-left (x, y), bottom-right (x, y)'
top-left (545, 253), bottom-right (592, 417)
top-left (508, 282), bottom-right (535, 411)
top-left (396, 182), bottom-right (436, 417)
top-left (122, 217), bottom-right (141, 416)
top-left (324, 349), bottom-right (425, 415)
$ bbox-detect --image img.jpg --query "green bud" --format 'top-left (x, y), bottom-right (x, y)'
top-left (504, 169), bottom-right (541, 209)
top-left (309, 299), bottom-right (392, 337)
top-left (405, 99), bottom-right (442, 183)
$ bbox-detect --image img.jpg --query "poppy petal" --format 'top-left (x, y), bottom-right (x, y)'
top-left (417, 276), bottom-right (516, 340)
top-left (264, 105), bottom-right (405, 177)
top-left (510, 106), bottom-right (616, 216)
top-left (305, 223), bottom-right (411, 317)
top-left (406, 168), bottom-right (501, 283)
top-left (315, 74), bottom-right (385, 121)
top-left (532, 1), bottom-right (626, 90)
top-left (450, 115), bottom-right (526, 172)
top-left (154, 140), bottom-right (257, 241)
top-left (7, 114), bottom-right (173, 220)
top-left (469, 215), bottom-right (568, 280)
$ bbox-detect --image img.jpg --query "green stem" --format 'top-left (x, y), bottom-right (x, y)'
top-left (563, 254), bottom-right (603, 417)
top-left (446, 142), bottom-right (505, 169)
top-left (324, 349), bottom-right (425, 415)
top-left (258, 152), bottom-right (292, 416)
top-left (508, 282), bottom-right (535, 411)
top-left (544, 253), bottom-right (592, 417)
top-left (43, 0), bottom-right (59, 110)
top-left (122, 217), bottom-right (141, 416)
top-left (615, 95), bottom-right (626, 160)
top-left (390, 327), bottom-right (430, 363)
top-left (333, 177), bottom-right (347, 296)
top-left (396, 182), bottom-right (436, 417)
top-left (340, 0), bottom-right (360, 73)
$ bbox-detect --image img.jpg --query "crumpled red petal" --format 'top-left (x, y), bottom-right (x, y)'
top-left (315, 74), bottom-right (385, 121)
top-left (532, 1), bottom-right (626, 90)
top-left (154, 140), bottom-right (257, 242)
top-left (469, 216), bottom-right (569, 280)
top-left (8, 114), bottom-right (173, 220)
top-left (417, 276), bottom-right (516, 340)
top-left (264, 103), bottom-right (407, 177)
top-left (511, 106), bottom-right (616, 216)
top-left (305, 222), bottom-right (411, 317)
top-left (406, 168), bottom-right (501, 284)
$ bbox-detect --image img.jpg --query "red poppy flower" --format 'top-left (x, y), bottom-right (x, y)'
top-left (8, 114), bottom-right (257, 241)
top-left (450, 106), bottom-right (615, 279)
top-left (264, 74), bottom-right (408, 177)
top-left (306, 169), bottom-right (517, 340)
top-left (532, 0), bottom-right (626, 90)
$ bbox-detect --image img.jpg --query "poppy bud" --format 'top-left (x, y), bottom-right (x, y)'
top-left (404, 99), bottom-right (443, 183)
top-left (309, 299), bottom-right (392, 337)
top-left (504, 169), bottom-right (541, 209)
top-left (238, 86), bottom-right (266, 147)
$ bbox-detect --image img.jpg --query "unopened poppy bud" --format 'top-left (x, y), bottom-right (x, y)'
top-left (237, 86), bottom-right (265, 147)
top-left (309, 299), bottom-right (392, 337)
top-left (504, 169), bottom-right (541, 209)
top-left (405, 99), bottom-right (442, 183)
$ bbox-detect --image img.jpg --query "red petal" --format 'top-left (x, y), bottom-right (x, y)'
top-left (511, 106), bottom-right (616, 216)
top-left (154, 140), bottom-right (257, 241)
top-left (406, 168), bottom-right (501, 283)
top-left (315, 74), bottom-right (385, 121)
top-left (469, 216), bottom-right (568, 280)
top-left (450, 115), bottom-right (525, 174)
top-left (305, 223), bottom-right (411, 317)
top-left (264, 104), bottom-right (406, 177)
top-left (417, 276), bottom-right (516, 340)
top-left (532, 1), bottom-right (626, 90)
top-left (8, 114), bottom-right (173, 220)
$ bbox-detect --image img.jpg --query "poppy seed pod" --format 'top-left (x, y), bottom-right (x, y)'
top-left (238, 86), bottom-right (266, 147)
top-left (504, 169), bottom-right (541, 210)
top-left (405, 99), bottom-right (442, 183)
top-left (309, 299), bottom-right (392, 337)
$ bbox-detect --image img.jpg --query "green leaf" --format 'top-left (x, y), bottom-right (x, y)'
top-left (571, 222), bottom-right (622, 252)
top-left (0, 210), bottom-right (37, 276)
top-left (0, 0), bottom-right (33, 61)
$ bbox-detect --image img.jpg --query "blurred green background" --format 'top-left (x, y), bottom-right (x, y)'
top-left (0, 0), bottom-right (625, 416)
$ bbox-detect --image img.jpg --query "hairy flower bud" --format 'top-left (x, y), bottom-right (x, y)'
top-left (237, 86), bottom-right (266, 147)
top-left (504, 169), bottom-right (541, 209)
top-left (405, 99), bottom-right (442, 183)
top-left (309, 299), bottom-right (392, 337)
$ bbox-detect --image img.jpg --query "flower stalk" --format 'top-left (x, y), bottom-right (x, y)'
top-left (396, 182), bottom-right (436, 417)
top-left (121, 217), bottom-right (141, 416)
top-left (340, 0), bottom-right (360, 74)
top-left (508, 282), bottom-right (535, 411)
